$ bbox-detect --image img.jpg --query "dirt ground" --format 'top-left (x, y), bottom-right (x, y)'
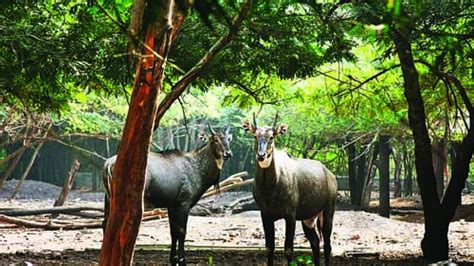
top-left (0, 180), bottom-right (473, 264)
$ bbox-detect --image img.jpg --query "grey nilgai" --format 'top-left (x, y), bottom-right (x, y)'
top-left (102, 125), bottom-right (233, 265)
top-left (243, 113), bottom-right (337, 265)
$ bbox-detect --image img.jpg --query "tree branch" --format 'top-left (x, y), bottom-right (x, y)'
top-left (231, 79), bottom-right (297, 105)
top-left (416, 59), bottom-right (473, 125)
top-left (425, 30), bottom-right (474, 40)
top-left (153, 0), bottom-right (252, 130)
top-left (333, 64), bottom-right (401, 97)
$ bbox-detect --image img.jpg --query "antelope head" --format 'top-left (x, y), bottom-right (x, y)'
top-left (243, 113), bottom-right (288, 168)
top-left (200, 124), bottom-right (233, 169)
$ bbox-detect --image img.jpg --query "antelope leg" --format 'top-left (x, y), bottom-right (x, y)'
top-left (284, 217), bottom-right (296, 264)
top-left (302, 220), bottom-right (320, 266)
top-left (261, 213), bottom-right (275, 266)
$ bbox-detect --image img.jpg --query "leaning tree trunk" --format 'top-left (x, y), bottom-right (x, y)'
top-left (0, 147), bottom-right (26, 189)
top-left (9, 140), bottom-right (46, 200)
top-left (378, 135), bottom-right (390, 218)
top-left (99, 0), bottom-right (180, 264)
top-left (393, 29), bottom-right (445, 261)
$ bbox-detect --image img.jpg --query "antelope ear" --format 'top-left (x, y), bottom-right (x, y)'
top-left (276, 124), bottom-right (288, 135)
top-left (242, 120), bottom-right (256, 133)
top-left (198, 132), bottom-right (208, 141)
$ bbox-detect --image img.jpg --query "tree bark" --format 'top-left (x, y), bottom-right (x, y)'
top-left (393, 28), bottom-right (445, 261)
top-left (100, 0), bottom-right (251, 263)
top-left (347, 142), bottom-right (358, 205)
top-left (432, 138), bottom-right (447, 198)
top-left (403, 145), bottom-right (414, 196)
top-left (393, 150), bottom-right (402, 198)
top-left (437, 73), bottom-right (474, 260)
top-left (100, 0), bottom-right (177, 264)
top-left (355, 146), bottom-right (366, 206)
top-left (378, 135), bottom-right (390, 218)
top-left (361, 146), bottom-right (378, 209)
top-left (166, 126), bottom-right (175, 150)
top-left (51, 159), bottom-right (81, 218)
top-left (54, 159), bottom-right (80, 207)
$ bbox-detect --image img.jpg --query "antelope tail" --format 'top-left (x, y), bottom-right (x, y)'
top-left (102, 157), bottom-right (116, 197)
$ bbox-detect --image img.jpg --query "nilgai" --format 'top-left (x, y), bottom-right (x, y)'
top-left (102, 125), bottom-right (233, 265)
top-left (243, 114), bottom-right (337, 265)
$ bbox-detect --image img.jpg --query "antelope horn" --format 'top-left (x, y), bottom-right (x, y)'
top-left (272, 113), bottom-right (279, 129)
top-left (253, 112), bottom-right (257, 128)
top-left (225, 126), bottom-right (231, 134)
top-left (208, 123), bottom-right (216, 135)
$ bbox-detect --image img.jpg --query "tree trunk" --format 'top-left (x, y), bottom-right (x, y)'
top-left (166, 126), bottom-right (175, 150)
top-left (393, 29), bottom-right (445, 261)
top-left (189, 126), bottom-right (197, 151)
top-left (403, 147), bottom-right (414, 196)
top-left (100, 0), bottom-right (179, 264)
top-left (52, 159), bottom-right (80, 217)
top-left (355, 146), bottom-right (366, 206)
top-left (0, 147), bottom-right (26, 189)
top-left (183, 127), bottom-right (190, 152)
top-left (361, 145), bottom-right (378, 209)
top-left (437, 74), bottom-right (474, 261)
top-left (100, 0), bottom-right (251, 263)
top-left (175, 128), bottom-right (181, 150)
top-left (347, 142), bottom-right (358, 205)
top-left (9, 140), bottom-right (46, 200)
top-left (393, 150), bottom-right (402, 198)
top-left (378, 135), bottom-right (390, 218)
top-left (432, 138), bottom-right (447, 198)
top-left (240, 146), bottom-right (251, 172)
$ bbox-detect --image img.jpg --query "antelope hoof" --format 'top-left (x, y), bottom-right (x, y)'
top-left (284, 248), bottom-right (293, 264)
top-left (170, 255), bottom-right (178, 265)
top-left (178, 257), bottom-right (186, 266)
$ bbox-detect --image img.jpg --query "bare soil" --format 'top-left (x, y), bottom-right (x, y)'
top-left (0, 180), bottom-right (473, 265)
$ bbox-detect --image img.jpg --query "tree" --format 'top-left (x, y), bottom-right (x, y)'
top-left (320, 1), bottom-right (474, 261)
top-left (0, 0), bottom-right (129, 111)
top-left (100, 0), bottom-right (251, 264)
top-left (378, 135), bottom-right (390, 217)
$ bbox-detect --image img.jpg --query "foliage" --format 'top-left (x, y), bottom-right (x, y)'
top-left (0, 0), bottom-right (129, 111)
top-left (0, 0), bottom-right (472, 179)
top-left (59, 93), bottom-right (127, 136)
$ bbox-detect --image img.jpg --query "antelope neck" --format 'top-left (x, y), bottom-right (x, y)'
top-left (193, 142), bottom-right (221, 186)
top-left (256, 153), bottom-right (277, 189)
